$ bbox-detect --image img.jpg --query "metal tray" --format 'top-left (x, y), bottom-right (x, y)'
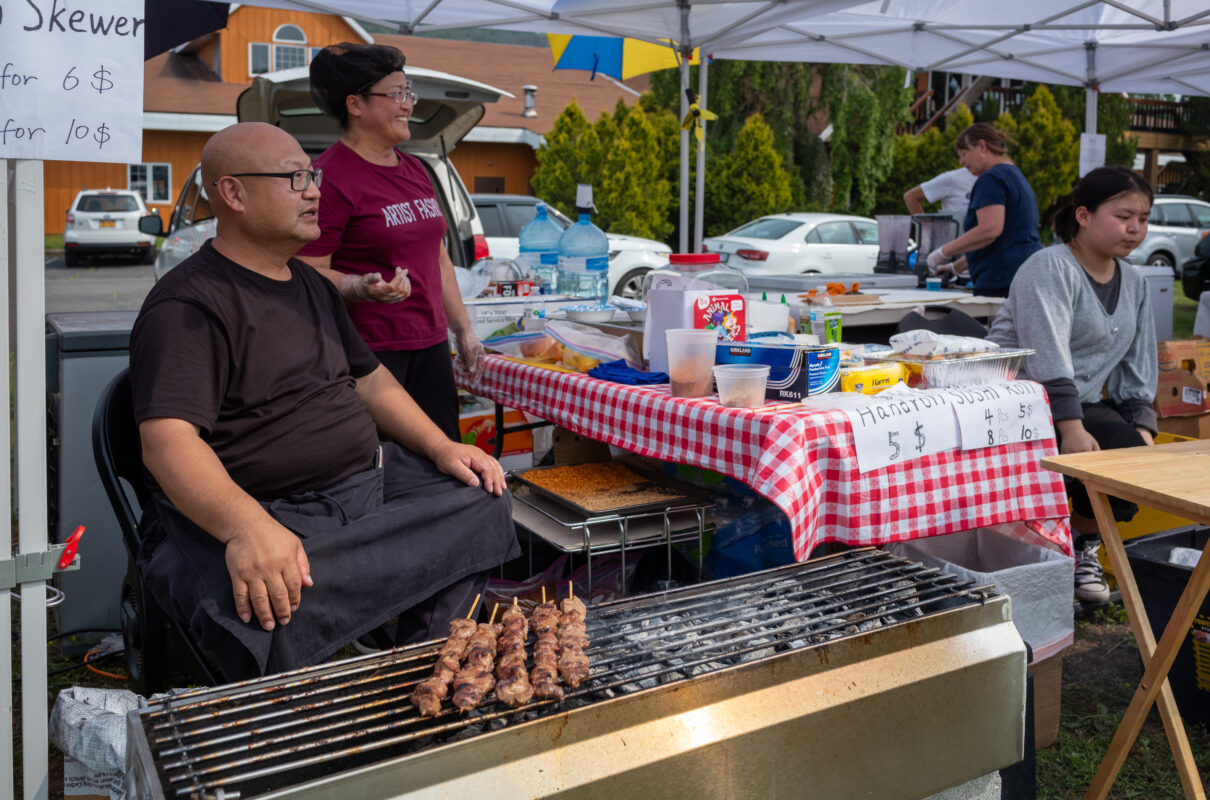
top-left (511, 462), bottom-right (709, 518)
top-left (863, 348), bottom-right (1034, 388)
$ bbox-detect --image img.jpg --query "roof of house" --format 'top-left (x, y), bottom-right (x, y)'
top-left (142, 32), bottom-right (652, 133)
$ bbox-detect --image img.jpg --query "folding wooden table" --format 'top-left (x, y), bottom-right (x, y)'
top-left (1042, 440), bottom-right (1210, 799)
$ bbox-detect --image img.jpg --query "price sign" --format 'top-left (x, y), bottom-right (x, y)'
top-left (947, 381), bottom-right (1055, 450)
top-left (844, 389), bottom-right (962, 473)
top-left (0, 0), bottom-right (144, 163)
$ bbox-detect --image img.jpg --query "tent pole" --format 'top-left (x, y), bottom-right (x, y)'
top-left (1085, 43), bottom-right (1098, 135)
top-left (693, 56), bottom-right (708, 253)
top-left (15, 158), bottom-right (48, 800)
top-left (0, 160), bottom-right (13, 800)
top-left (678, 22), bottom-right (690, 253)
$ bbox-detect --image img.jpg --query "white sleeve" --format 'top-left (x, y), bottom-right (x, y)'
top-left (919, 170), bottom-right (958, 205)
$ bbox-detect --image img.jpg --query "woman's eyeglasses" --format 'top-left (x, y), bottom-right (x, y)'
top-left (362, 89), bottom-right (419, 106)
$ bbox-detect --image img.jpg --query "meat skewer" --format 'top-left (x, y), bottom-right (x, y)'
top-left (409, 594), bottom-right (481, 717)
top-left (451, 605), bottom-right (501, 711)
top-left (557, 584), bottom-right (590, 688)
top-left (530, 587), bottom-right (564, 700)
top-left (495, 598), bottom-right (534, 707)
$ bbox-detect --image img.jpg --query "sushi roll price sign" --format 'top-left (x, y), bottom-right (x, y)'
top-left (0, 0), bottom-right (144, 164)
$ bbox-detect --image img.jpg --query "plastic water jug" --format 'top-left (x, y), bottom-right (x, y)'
top-left (555, 184), bottom-right (610, 303)
top-left (517, 204), bottom-right (563, 294)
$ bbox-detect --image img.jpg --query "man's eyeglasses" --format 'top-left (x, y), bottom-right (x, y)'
top-left (213, 169), bottom-right (323, 192)
top-left (362, 89), bottom-right (419, 106)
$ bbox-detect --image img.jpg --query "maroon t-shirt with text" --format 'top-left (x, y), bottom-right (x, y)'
top-left (298, 141), bottom-right (449, 351)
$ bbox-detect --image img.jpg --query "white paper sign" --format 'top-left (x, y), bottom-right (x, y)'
top-left (1079, 133), bottom-right (1107, 178)
top-left (947, 381), bottom-right (1054, 450)
top-left (0, 0), bottom-right (144, 163)
top-left (844, 389), bottom-right (962, 473)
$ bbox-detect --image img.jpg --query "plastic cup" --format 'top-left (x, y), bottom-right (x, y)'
top-left (666, 328), bottom-right (718, 398)
top-left (713, 364), bottom-right (771, 408)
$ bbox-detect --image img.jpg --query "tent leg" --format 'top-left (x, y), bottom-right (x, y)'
top-left (679, 58), bottom-right (690, 254)
top-left (1085, 86), bottom-right (1097, 135)
top-left (15, 158), bottom-right (49, 800)
top-left (0, 159), bottom-right (14, 800)
top-left (693, 57), bottom-right (708, 254)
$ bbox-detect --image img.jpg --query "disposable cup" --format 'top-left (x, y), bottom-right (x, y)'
top-left (713, 364), bottom-right (770, 408)
top-left (666, 328), bottom-right (718, 398)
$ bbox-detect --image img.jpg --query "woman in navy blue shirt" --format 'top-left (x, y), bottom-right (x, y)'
top-left (926, 123), bottom-right (1042, 297)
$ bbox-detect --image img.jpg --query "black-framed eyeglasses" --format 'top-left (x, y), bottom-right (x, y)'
top-left (213, 169), bottom-right (323, 192)
top-left (362, 89), bottom-right (419, 106)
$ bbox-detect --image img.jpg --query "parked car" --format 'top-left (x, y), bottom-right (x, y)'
top-left (1179, 227), bottom-right (1210, 301)
top-left (702, 213), bottom-right (879, 276)
top-left (472, 194), bottom-right (672, 299)
top-left (1127, 195), bottom-right (1210, 271)
top-left (143, 65), bottom-right (503, 280)
top-left (64, 189), bottom-right (156, 267)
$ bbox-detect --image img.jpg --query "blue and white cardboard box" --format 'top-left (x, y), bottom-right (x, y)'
top-left (715, 340), bottom-right (842, 400)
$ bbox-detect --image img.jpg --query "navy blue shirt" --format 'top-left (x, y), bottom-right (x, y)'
top-left (963, 163), bottom-right (1042, 291)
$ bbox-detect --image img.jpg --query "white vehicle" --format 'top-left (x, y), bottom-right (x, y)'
top-left (472, 194), bottom-right (673, 299)
top-left (1125, 194), bottom-right (1210, 272)
top-left (144, 65), bottom-right (505, 279)
top-left (702, 213), bottom-right (879, 276)
top-left (64, 189), bottom-right (156, 267)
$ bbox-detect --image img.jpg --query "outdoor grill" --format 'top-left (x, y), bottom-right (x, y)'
top-left (125, 548), bottom-right (1027, 800)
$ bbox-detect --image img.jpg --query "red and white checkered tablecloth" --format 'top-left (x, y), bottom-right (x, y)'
top-left (460, 356), bottom-right (1072, 561)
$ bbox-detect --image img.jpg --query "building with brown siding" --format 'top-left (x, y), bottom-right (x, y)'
top-left (43, 6), bottom-right (647, 234)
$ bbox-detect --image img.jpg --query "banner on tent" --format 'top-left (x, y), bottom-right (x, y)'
top-left (0, 0), bottom-right (144, 164)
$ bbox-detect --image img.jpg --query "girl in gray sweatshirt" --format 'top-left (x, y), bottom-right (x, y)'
top-left (987, 166), bottom-right (1157, 604)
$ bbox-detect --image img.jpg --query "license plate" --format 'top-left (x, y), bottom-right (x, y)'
top-left (99, 220), bottom-right (115, 228)
top-left (717, 252), bottom-right (729, 264)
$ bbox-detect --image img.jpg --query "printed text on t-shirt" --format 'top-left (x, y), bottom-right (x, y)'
top-left (382, 196), bottom-right (442, 228)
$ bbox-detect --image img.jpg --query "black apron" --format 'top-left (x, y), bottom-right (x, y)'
top-left (139, 442), bottom-right (518, 679)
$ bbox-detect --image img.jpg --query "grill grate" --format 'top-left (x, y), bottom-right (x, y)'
top-left (135, 548), bottom-right (992, 799)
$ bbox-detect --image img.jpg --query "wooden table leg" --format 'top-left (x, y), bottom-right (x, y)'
top-left (1083, 487), bottom-right (1209, 800)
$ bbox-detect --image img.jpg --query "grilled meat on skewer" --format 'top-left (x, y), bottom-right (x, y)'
top-left (558, 642), bottom-right (590, 688)
top-left (555, 595), bottom-right (590, 688)
top-left (560, 596), bottom-right (587, 620)
top-left (451, 623), bottom-right (501, 711)
top-left (409, 618), bottom-right (478, 716)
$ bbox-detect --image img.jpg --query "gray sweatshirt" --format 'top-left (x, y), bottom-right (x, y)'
top-left (987, 243), bottom-right (1157, 433)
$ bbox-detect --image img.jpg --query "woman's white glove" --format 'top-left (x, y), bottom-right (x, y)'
top-left (341, 267), bottom-right (411, 303)
top-left (454, 328), bottom-right (485, 380)
top-left (926, 247), bottom-right (950, 274)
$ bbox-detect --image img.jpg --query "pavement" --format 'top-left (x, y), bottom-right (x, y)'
top-left (44, 251), bottom-right (156, 314)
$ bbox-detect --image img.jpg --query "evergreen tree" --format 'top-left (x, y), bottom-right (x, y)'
top-left (707, 113), bottom-right (793, 236)
top-left (1036, 85), bottom-right (1138, 168)
top-left (530, 98), bottom-right (592, 215)
top-left (997, 85), bottom-right (1079, 217)
top-left (873, 104), bottom-right (974, 215)
top-left (597, 104), bottom-right (674, 242)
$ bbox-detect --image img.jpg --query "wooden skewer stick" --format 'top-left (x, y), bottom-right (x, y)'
top-left (489, 604), bottom-right (499, 625)
top-left (541, 586), bottom-right (546, 605)
top-left (466, 593), bottom-right (481, 620)
top-left (568, 581), bottom-right (574, 601)
top-left (513, 596), bottom-right (519, 608)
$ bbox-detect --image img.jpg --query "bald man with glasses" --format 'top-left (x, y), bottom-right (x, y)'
top-left (128, 122), bottom-right (518, 681)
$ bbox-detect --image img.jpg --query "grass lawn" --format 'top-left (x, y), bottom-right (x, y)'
top-left (1174, 280), bottom-right (1199, 340)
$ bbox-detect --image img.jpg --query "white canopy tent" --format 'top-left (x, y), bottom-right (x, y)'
top-left (716, 1), bottom-right (1210, 138)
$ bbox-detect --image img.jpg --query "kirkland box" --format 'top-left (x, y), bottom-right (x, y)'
top-left (715, 341), bottom-right (841, 400)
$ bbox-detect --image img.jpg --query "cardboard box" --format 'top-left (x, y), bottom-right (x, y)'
top-left (1028, 650), bottom-right (1064, 749)
top-left (466, 295), bottom-right (583, 339)
top-left (458, 406), bottom-right (534, 471)
top-left (1157, 412), bottom-right (1210, 440)
top-left (715, 341), bottom-right (842, 400)
top-left (1155, 339), bottom-right (1210, 417)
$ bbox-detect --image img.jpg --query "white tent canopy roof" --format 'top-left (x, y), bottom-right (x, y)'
top-left (714, 0), bottom-right (1210, 95)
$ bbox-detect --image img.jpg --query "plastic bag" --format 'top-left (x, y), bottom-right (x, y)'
top-left (454, 265), bottom-right (491, 299)
top-left (50, 684), bottom-right (147, 800)
top-left (890, 328), bottom-right (999, 356)
top-left (545, 319), bottom-right (641, 371)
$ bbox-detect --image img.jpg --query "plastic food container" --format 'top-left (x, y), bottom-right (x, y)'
top-left (862, 348), bottom-right (1033, 388)
top-left (666, 328), bottom-right (718, 398)
top-left (563, 304), bottom-right (617, 323)
top-left (713, 364), bottom-right (770, 407)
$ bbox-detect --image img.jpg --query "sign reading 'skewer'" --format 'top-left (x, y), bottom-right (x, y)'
top-left (0, 0), bottom-right (144, 164)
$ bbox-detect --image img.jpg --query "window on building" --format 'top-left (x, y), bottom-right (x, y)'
top-left (249, 25), bottom-right (311, 75)
top-left (128, 163), bottom-right (172, 204)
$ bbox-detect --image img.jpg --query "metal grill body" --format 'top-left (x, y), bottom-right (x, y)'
top-left (126, 549), bottom-right (1027, 800)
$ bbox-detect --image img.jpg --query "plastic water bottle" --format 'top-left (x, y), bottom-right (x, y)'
top-left (555, 184), bottom-right (610, 303)
top-left (517, 204), bottom-right (563, 294)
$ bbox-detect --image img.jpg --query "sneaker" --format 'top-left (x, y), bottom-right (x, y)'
top-left (1074, 540), bottom-right (1111, 605)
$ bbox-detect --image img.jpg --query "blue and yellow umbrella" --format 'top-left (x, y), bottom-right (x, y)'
top-left (547, 34), bottom-right (698, 81)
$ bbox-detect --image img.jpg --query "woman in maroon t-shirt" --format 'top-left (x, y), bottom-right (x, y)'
top-left (298, 43), bottom-right (484, 441)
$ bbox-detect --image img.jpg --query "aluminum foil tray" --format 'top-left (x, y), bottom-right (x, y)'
top-left (862, 348), bottom-right (1034, 388)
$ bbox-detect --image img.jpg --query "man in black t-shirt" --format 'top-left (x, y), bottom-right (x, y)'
top-left (129, 122), bottom-right (518, 680)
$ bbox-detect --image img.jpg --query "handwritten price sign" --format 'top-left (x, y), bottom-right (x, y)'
top-left (0, 0), bottom-right (144, 163)
top-left (948, 381), bottom-right (1055, 450)
top-left (844, 381), bottom-right (1055, 473)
